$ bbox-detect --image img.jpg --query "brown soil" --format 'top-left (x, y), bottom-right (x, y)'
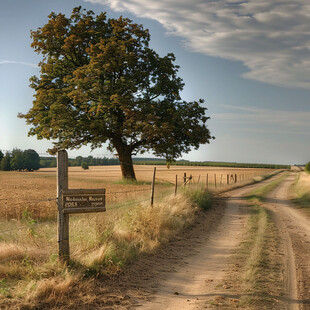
top-left (263, 173), bottom-right (310, 310)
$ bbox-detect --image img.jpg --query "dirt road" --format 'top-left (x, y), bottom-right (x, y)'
top-left (263, 174), bottom-right (310, 310)
top-left (129, 173), bottom-right (310, 309)
top-left (136, 185), bottom-right (250, 309)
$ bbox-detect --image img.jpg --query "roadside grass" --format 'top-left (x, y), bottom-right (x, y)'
top-left (291, 172), bottom-right (310, 214)
top-left (233, 176), bottom-right (286, 309)
top-left (0, 185), bottom-right (212, 309)
top-left (245, 172), bottom-right (288, 201)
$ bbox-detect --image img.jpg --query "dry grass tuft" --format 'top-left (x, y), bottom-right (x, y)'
top-left (26, 272), bottom-right (80, 304)
top-left (0, 242), bottom-right (48, 264)
top-left (84, 192), bottom-right (198, 270)
top-left (129, 194), bottom-right (196, 249)
top-left (0, 243), bottom-right (25, 261)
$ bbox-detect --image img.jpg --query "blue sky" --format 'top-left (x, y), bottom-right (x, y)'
top-left (1, 0), bottom-right (310, 164)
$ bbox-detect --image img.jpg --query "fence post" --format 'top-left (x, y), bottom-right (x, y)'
top-left (235, 174), bottom-right (237, 183)
top-left (175, 175), bottom-right (178, 196)
top-left (227, 174), bottom-right (229, 185)
top-left (214, 174), bottom-right (217, 188)
top-left (206, 174), bottom-right (208, 189)
top-left (183, 173), bottom-right (187, 186)
top-left (220, 174), bottom-right (223, 187)
top-left (198, 175), bottom-right (200, 184)
top-left (190, 174), bottom-right (192, 185)
top-left (57, 150), bottom-right (69, 262)
top-left (150, 167), bottom-right (156, 206)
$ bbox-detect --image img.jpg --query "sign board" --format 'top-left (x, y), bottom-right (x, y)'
top-left (62, 189), bottom-right (106, 214)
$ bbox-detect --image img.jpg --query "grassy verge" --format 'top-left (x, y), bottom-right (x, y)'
top-left (291, 172), bottom-right (310, 214)
top-left (0, 186), bottom-right (212, 309)
top-left (231, 176), bottom-right (286, 309)
top-left (245, 172), bottom-right (288, 201)
top-left (214, 170), bottom-right (285, 195)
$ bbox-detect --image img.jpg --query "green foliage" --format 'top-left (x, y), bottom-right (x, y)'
top-left (40, 157), bottom-right (57, 168)
top-left (0, 149), bottom-right (40, 171)
top-left (305, 162), bottom-right (310, 173)
top-left (183, 186), bottom-right (212, 210)
top-left (134, 159), bottom-right (290, 169)
top-left (81, 162), bottom-right (89, 170)
top-left (23, 149), bottom-right (40, 171)
top-left (11, 149), bottom-right (24, 171)
top-left (19, 7), bottom-right (213, 180)
top-left (39, 155), bottom-right (119, 168)
top-left (1, 152), bottom-right (12, 171)
top-left (0, 150), bottom-right (3, 162)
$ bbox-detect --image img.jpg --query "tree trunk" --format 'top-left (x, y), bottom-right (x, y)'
top-left (118, 149), bottom-right (137, 181)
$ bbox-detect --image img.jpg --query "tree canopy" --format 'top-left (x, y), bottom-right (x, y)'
top-left (19, 7), bottom-right (214, 180)
top-left (0, 149), bottom-right (40, 171)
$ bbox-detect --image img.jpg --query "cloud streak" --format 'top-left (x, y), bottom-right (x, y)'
top-left (0, 60), bottom-right (38, 68)
top-left (85, 0), bottom-right (310, 89)
top-left (214, 104), bottom-right (310, 134)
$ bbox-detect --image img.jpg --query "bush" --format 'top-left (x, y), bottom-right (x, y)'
top-left (81, 162), bottom-right (89, 170)
top-left (183, 186), bottom-right (212, 210)
top-left (305, 162), bottom-right (310, 174)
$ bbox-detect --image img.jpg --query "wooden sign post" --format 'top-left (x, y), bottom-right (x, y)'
top-left (57, 150), bottom-right (69, 261)
top-left (57, 150), bottom-right (106, 262)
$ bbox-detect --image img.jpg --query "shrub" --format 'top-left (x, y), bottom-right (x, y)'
top-left (305, 162), bottom-right (310, 174)
top-left (183, 186), bottom-right (212, 210)
top-left (81, 162), bottom-right (89, 170)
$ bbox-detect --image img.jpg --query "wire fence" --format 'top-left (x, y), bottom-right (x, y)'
top-left (0, 168), bottom-right (273, 237)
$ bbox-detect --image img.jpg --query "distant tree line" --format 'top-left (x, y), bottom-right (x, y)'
top-left (0, 149), bottom-right (291, 171)
top-left (40, 155), bottom-right (120, 168)
top-left (133, 159), bottom-right (291, 170)
top-left (0, 149), bottom-right (40, 171)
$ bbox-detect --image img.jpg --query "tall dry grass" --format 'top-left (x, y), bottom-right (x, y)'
top-left (292, 171), bottom-right (310, 212)
top-left (0, 185), bottom-right (211, 309)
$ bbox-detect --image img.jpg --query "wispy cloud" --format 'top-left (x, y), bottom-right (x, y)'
top-left (214, 104), bottom-right (310, 134)
top-left (0, 60), bottom-right (38, 68)
top-left (85, 0), bottom-right (310, 90)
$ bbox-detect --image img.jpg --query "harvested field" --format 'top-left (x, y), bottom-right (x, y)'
top-left (0, 165), bottom-right (274, 220)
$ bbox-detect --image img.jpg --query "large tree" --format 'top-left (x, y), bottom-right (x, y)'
top-left (23, 149), bottom-right (40, 171)
top-left (20, 7), bottom-right (214, 180)
top-left (10, 149), bottom-right (24, 171)
top-left (1, 152), bottom-right (11, 171)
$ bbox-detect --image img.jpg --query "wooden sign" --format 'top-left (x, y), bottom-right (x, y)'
top-left (62, 189), bottom-right (106, 214)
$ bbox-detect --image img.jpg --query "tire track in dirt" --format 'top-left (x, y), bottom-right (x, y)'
top-left (263, 173), bottom-right (310, 310)
top-left (134, 177), bottom-right (285, 310)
